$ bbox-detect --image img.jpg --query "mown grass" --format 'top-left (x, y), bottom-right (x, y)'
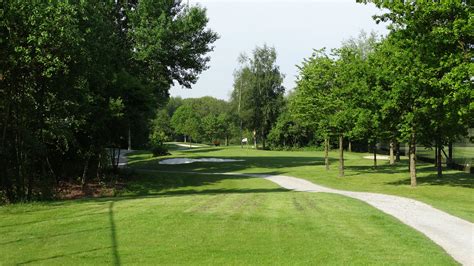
top-left (0, 171), bottom-right (457, 265)
top-left (129, 143), bottom-right (473, 222)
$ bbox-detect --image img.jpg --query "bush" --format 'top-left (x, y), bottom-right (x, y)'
top-left (151, 144), bottom-right (170, 157)
top-left (149, 131), bottom-right (170, 157)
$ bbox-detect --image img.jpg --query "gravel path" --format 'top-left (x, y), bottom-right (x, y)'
top-left (118, 149), bottom-right (134, 168)
top-left (128, 150), bottom-right (473, 266)
top-left (262, 174), bottom-right (474, 266)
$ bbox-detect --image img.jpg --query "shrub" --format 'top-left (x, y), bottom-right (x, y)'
top-left (149, 131), bottom-right (170, 157)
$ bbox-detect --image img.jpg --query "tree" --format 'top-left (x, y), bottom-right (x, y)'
top-left (337, 32), bottom-right (382, 169)
top-left (128, 0), bottom-right (219, 90)
top-left (202, 115), bottom-right (221, 143)
top-left (359, 1), bottom-right (473, 183)
top-left (291, 49), bottom-right (336, 171)
top-left (0, 0), bottom-right (218, 202)
top-left (171, 105), bottom-right (202, 145)
top-left (217, 113), bottom-right (233, 146)
top-left (230, 45), bottom-right (285, 149)
top-left (150, 109), bottom-right (174, 142)
top-left (267, 110), bottom-right (313, 150)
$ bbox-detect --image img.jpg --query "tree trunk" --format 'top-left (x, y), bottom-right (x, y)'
top-left (447, 141), bottom-right (453, 168)
top-left (253, 129), bottom-right (257, 149)
top-left (240, 121), bottom-right (243, 149)
top-left (128, 126), bottom-right (131, 151)
top-left (437, 142), bottom-right (442, 177)
top-left (225, 135), bottom-right (228, 146)
top-left (389, 140), bottom-right (395, 165)
top-left (410, 133), bottom-right (416, 187)
top-left (407, 142), bottom-right (411, 172)
top-left (348, 140), bottom-right (352, 152)
top-left (110, 148), bottom-right (116, 170)
top-left (81, 156), bottom-right (90, 190)
top-left (97, 152), bottom-right (102, 179)
top-left (434, 142), bottom-right (438, 168)
top-left (115, 148), bottom-right (121, 173)
top-left (1, 102), bottom-right (10, 151)
top-left (184, 135), bottom-right (186, 143)
top-left (324, 137), bottom-right (329, 171)
top-left (339, 135), bottom-right (344, 177)
top-left (373, 141), bottom-right (377, 169)
top-left (395, 141), bottom-right (401, 162)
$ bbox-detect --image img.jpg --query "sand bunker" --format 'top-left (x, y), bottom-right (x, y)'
top-left (363, 155), bottom-right (390, 160)
top-left (158, 158), bottom-right (244, 165)
top-left (175, 143), bottom-right (202, 148)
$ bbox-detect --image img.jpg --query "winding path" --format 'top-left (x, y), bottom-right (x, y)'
top-left (125, 148), bottom-right (473, 265)
top-left (262, 174), bottom-right (474, 266)
top-left (157, 171), bottom-right (473, 265)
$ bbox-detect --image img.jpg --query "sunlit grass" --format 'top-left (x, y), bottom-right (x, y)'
top-left (0, 171), bottom-right (457, 265)
top-left (128, 145), bottom-right (473, 222)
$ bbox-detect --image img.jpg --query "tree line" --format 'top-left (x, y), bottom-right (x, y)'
top-left (224, 2), bottom-right (472, 187)
top-left (289, 2), bottom-right (472, 185)
top-left (150, 96), bottom-right (234, 151)
top-left (0, 1), bottom-right (218, 202)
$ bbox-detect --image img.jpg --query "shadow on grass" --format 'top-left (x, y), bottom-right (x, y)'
top-left (0, 209), bottom-right (108, 229)
top-left (120, 170), bottom-right (287, 198)
top-left (387, 172), bottom-right (474, 188)
top-left (0, 226), bottom-right (109, 246)
top-left (17, 246), bottom-right (113, 265)
top-left (128, 155), bottom-right (332, 175)
top-left (344, 160), bottom-right (411, 175)
top-left (345, 161), bottom-right (473, 188)
top-left (108, 202), bottom-right (121, 266)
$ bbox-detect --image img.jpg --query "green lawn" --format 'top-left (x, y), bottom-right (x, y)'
top-left (0, 171), bottom-right (456, 265)
top-left (0, 144), bottom-right (470, 264)
top-left (130, 144), bottom-right (474, 222)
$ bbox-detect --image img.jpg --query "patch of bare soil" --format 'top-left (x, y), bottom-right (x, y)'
top-left (56, 180), bottom-right (126, 200)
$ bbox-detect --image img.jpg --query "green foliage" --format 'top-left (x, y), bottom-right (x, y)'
top-left (153, 96), bottom-right (235, 144)
top-left (171, 105), bottom-right (202, 142)
top-left (363, 1), bottom-right (473, 178)
top-left (230, 45), bottom-right (285, 148)
top-left (267, 108), bottom-right (313, 150)
top-left (128, 0), bottom-right (219, 89)
top-left (149, 131), bottom-right (169, 157)
top-left (291, 2), bottom-right (472, 180)
top-left (290, 48), bottom-right (336, 139)
top-left (0, 1), bottom-right (217, 202)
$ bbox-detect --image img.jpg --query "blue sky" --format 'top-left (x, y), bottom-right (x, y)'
top-left (170, 0), bottom-right (389, 100)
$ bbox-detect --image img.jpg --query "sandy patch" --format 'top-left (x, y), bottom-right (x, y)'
top-left (363, 155), bottom-right (390, 160)
top-left (175, 143), bottom-right (203, 148)
top-left (158, 158), bottom-right (244, 165)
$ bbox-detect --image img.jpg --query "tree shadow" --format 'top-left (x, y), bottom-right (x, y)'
top-left (108, 201), bottom-right (120, 266)
top-left (129, 155), bottom-right (329, 175)
top-left (0, 209), bottom-right (108, 229)
top-left (119, 170), bottom-right (287, 198)
top-left (17, 246), bottom-right (113, 265)
top-left (344, 164), bottom-right (409, 176)
top-left (345, 161), bottom-right (473, 189)
top-left (0, 226), bottom-right (109, 246)
top-left (387, 172), bottom-right (474, 188)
